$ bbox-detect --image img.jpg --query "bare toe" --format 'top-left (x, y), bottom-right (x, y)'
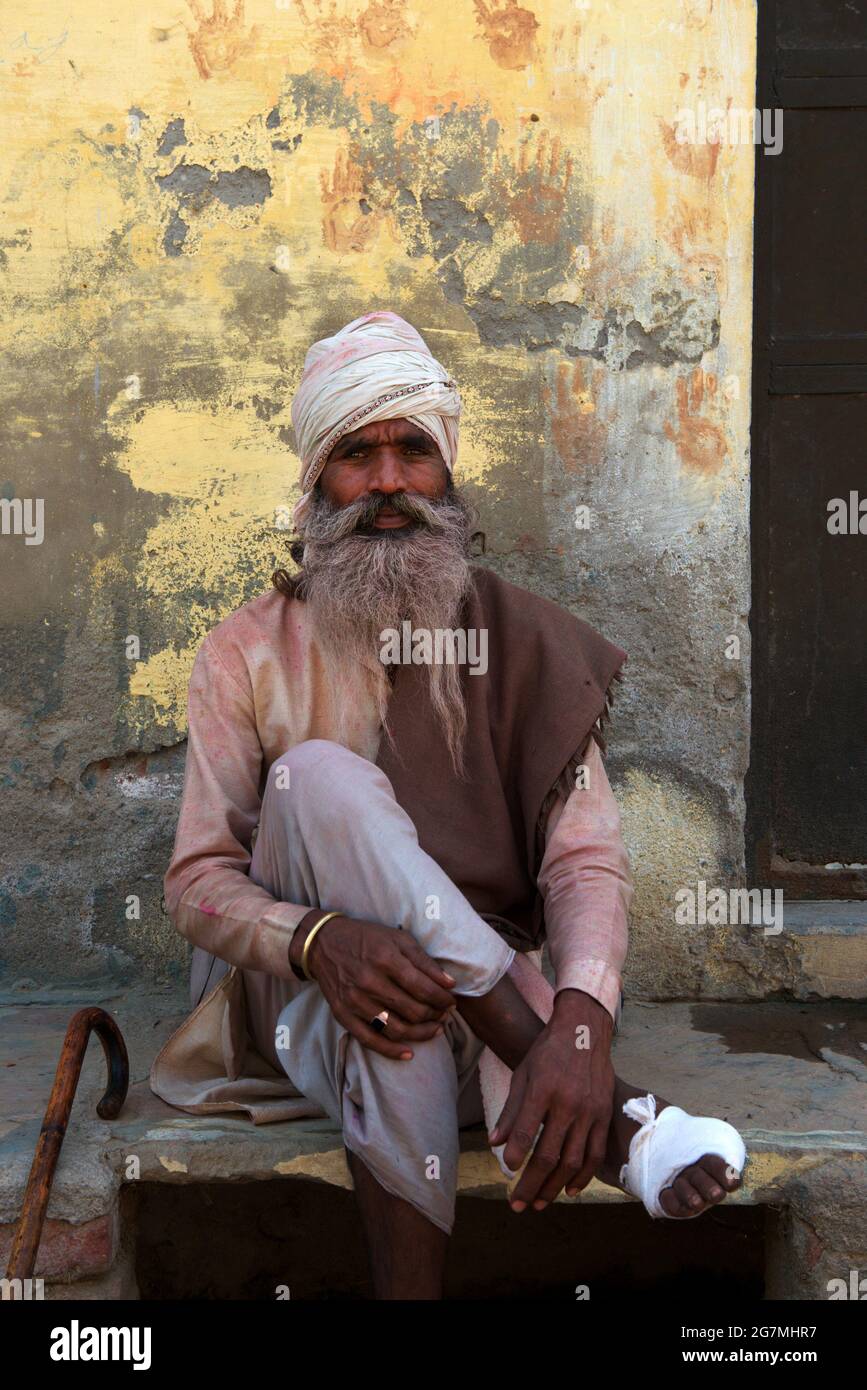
top-left (703, 1153), bottom-right (742, 1191)
top-left (661, 1156), bottom-right (733, 1223)
top-left (673, 1172), bottom-right (708, 1212)
top-left (659, 1184), bottom-right (690, 1217)
top-left (687, 1163), bottom-right (726, 1204)
top-left (658, 1174), bottom-right (703, 1216)
top-left (659, 1156), bottom-right (739, 1218)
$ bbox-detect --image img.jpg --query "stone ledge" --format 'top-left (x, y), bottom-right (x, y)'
top-left (0, 1210), bottom-right (115, 1281)
top-left (91, 1117), bottom-right (863, 1207)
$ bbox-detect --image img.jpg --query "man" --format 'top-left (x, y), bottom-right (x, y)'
top-left (152, 311), bottom-right (746, 1300)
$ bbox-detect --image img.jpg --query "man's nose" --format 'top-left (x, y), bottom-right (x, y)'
top-left (365, 449), bottom-right (409, 494)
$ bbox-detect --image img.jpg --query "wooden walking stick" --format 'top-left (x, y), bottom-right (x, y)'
top-left (5, 1006), bottom-right (129, 1281)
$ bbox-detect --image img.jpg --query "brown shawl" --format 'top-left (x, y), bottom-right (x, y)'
top-left (376, 565), bottom-right (627, 953)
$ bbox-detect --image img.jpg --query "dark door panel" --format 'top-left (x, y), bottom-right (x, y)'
top-left (767, 395), bottom-right (867, 865)
top-left (748, 0), bottom-right (867, 896)
top-left (771, 111), bottom-right (867, 341)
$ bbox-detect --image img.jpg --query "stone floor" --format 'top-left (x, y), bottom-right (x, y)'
top-left (1, 984), bottom-right (866, 1298)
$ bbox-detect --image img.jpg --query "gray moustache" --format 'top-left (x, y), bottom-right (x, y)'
top-left (307, 495), bottom-right (456, 543)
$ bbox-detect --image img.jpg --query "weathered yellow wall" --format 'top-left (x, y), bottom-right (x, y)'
top-left (0, 0), bottom-right (762, 994)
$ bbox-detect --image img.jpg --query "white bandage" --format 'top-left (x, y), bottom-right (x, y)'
top-left (619, 1093), bottom-right (747, 1219)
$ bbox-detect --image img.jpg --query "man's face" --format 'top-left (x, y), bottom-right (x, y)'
top-left (298, 413), bottom-right (471, 772)
top-left (318, 417), bottom-right (448, 531)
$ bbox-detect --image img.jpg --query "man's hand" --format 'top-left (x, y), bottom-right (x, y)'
top-left (289, 910), bottom-right (458, 1060)
top-left (489, 989), bottom-right (615, 1211)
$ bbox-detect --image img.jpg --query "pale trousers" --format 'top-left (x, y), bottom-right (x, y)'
top-left (247, 739), bottom-right (517, 1235)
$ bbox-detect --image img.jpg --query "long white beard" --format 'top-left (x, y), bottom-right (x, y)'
top-left (295, 488), bottom-right (476, 777)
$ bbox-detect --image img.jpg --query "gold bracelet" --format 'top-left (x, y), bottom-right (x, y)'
top-left (300, 911), bottom-right (342, 981)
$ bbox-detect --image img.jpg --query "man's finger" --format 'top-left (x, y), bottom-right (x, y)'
top-left (397, 934), bottom-right (458, 990)
top-left (372, 974), bottom-right (449, 1024)
top-left (564, 1116), bottom-right (609, 1196)
top-left (488, 1069), bottom-right (527, 1148)
top-left (500, 1089), bottom-right (548, 1177)
top-left (372, 1014), bottom-right (445, 1043)
top-left (537, 1118), bottom-right (593, 1205)
top-left (345, 1016), bottom-right (417, 1061)
top-left (347, 991), bottom-right (445, 1042)
top-left (390, 955), bottom-right (457, 1012)
top-left (508, 1112), bottom-right (570, 1209)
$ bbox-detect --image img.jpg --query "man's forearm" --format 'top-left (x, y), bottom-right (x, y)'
top-left (171, 874), bottom-right (309, 980)
top-left (538, 742), bottom-right (631, 1024)
top-left (455, 973), bottom-right (546, 1070)
top-left (457, 979), bottom-right (614, 1076)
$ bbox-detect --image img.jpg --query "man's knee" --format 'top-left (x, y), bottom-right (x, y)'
top-left (268, 738), bottom-right (359, 788)
top-left (264, 738), bottom-right (400, 829)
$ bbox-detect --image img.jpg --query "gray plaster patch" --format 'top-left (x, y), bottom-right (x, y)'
top-left (283, 71), bottom-right (372, 133)
top-left (163, 210), bottom-right (188, 256)
top-left (156, 118), bottom-right (187, 158)
top-left (156, 163), bottom-right (272, 254)
top-left (212, 167), bottom-right (272, 208)
top-left (156, 163), bottom-right (219, 203)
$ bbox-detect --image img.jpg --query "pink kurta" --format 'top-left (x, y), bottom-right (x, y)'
top-left (151, 587), bottom-right (633, 1123)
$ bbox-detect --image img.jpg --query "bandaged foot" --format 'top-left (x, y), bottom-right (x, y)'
top-left (618, 1092), bottom-right (746, 1220)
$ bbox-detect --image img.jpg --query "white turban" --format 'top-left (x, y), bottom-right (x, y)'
top-left (290, 311), bottom-right (461, 526)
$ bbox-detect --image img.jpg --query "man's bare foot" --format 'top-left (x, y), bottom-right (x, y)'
top-left (595, 1076), bottom-right (743, 1217)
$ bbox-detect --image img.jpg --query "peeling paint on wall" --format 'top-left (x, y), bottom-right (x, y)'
top-left (0, 0), bottom-right (757, 989)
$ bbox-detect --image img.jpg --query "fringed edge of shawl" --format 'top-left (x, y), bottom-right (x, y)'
top-left (536, 666), bottom-right (625, 848)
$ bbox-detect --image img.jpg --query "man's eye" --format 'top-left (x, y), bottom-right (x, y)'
top-left (343, 444), bottom-right (426, 457)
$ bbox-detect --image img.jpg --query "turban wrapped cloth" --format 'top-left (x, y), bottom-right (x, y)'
top-left (290, 311), bottom-right (462, 526)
